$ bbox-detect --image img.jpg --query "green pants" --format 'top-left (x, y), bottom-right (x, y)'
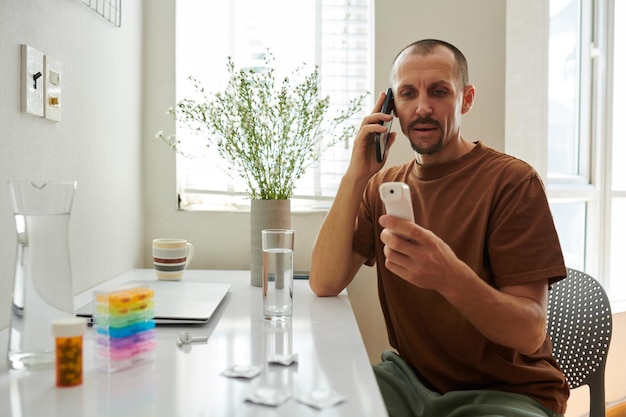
top-left (373, 350), bottom-right (564, 417)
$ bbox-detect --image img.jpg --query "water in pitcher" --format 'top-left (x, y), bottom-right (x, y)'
top-left (262, 248), bottom-right (293, 320)
top-left (8, 213), bottom-right (75, 370)
top-left (8, 181), bottom-right (76, 371)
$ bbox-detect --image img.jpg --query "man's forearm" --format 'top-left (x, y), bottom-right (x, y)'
top-left (310, 174), bottom-right (368, 296)
top-left (440, 264), bottom-right (549, 354)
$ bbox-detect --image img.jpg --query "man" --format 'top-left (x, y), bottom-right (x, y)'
top-left (309, 39), bottom-right (569, 417)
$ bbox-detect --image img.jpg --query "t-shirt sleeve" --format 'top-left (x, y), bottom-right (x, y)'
top-left (488, 173), bottom-right (567, 287)
top-left (353, 181), bottom-right (378, 267)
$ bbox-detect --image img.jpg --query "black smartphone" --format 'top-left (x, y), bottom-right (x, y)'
top-left (375, 88), bottom-right (394, 163)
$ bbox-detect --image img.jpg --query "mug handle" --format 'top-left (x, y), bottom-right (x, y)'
top-left (185, 242), bottom-right (195, 269)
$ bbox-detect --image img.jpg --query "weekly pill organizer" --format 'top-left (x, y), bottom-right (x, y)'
top-left (76, 280), bottom-right (231, 324)
top-left (94, 286), bottom-right (157, 372)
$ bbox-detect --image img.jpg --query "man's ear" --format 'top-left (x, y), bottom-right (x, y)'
top-left (461, 84), bottom-right (475, 114)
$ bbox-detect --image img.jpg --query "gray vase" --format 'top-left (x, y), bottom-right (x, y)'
top-left (250, 199), bottom-right (291, 286)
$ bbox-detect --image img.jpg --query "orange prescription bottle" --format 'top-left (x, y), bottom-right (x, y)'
top-left (51, 317), bottom-right (87, 387)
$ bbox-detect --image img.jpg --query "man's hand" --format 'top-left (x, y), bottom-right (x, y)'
top-left (379, 214), bottom-right (464, 293)
top-left (346, 91), bottom-right (397, 180)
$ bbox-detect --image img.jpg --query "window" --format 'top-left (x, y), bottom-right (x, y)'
top-left (547, 0), bottom-right (625, 308)
top-left (174, 0), bottom-right (371, 211)
top-left (547, 0), bottom-right (593, 271)
top-left (607, 0), bottom-right (626, 303)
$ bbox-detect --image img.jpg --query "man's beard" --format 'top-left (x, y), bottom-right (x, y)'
top-left (408, 117), bottom-right (443, 155)
top-left (411, 137), bottom-right (443, 155)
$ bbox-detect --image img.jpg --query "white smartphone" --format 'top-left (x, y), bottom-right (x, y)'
top-left (379, 182), bottom-right (415, 222)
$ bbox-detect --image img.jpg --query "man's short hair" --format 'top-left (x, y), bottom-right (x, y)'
top-left (390, 39), bottom-right (469, 87)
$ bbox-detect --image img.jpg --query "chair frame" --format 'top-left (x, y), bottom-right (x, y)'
top-left (547, 268), bottom-right (613, 417)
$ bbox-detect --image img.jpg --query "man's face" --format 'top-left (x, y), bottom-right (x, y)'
top-left (392, 46), bottom-right (473, 159)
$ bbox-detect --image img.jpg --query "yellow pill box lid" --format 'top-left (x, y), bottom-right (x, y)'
top-left (95, 287), bottom-right (155, 307)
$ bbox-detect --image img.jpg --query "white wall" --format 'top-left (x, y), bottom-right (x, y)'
top-left (0, 1), bottom-right (145, 329)
top-left (505, 0), bottom-right (550, 179)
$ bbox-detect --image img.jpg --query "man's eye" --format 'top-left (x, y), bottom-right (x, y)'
top-left (433, 88), bottom-right (448, 97)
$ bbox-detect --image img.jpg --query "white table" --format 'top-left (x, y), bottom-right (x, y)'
top-left (0, 269), bottom-right (388, 417)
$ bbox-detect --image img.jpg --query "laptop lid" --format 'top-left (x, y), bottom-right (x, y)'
top-left (75, 280), bottom-right (231, 324)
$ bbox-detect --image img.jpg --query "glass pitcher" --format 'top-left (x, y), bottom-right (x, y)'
top-left (7, 181), bottom-right (77, 370)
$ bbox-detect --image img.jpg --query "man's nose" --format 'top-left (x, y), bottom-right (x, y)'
top-left (414, 96), bottom-right (433, 117)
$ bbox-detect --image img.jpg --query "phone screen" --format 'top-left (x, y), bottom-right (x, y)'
top-left (375, 88), bottom-right (394, 163)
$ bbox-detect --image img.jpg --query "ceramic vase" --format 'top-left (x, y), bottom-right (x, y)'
top-left (250, 199), bottom-right (291, 286)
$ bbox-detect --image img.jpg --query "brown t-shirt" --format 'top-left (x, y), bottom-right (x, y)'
top-left (353, 142), bottom-right (569, 414)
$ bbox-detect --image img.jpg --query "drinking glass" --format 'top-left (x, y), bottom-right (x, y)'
top-left (261, 229), bottom-right (294, 321)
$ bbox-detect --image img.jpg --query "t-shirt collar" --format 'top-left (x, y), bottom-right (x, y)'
top-left (412, 141), bottom-right (484, 181)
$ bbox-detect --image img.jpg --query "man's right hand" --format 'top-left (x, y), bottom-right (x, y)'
top-left (345, 91), bottom-right (397, 182)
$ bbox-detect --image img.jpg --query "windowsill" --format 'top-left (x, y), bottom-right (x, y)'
top-left (546, 183), bottom-right (596, 200)
top-left (178, 194), bottom-right (334, 213)
top-left (178, 203), bottom-right (331, 214)
top-left (611, 300), bottom-right (626, 314)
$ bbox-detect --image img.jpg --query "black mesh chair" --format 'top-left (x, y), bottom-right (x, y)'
top-left (547, 268), bottom-right (613, 417)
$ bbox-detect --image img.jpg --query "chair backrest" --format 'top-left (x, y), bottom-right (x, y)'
top-left (547, 267), bottom-right (613, 417)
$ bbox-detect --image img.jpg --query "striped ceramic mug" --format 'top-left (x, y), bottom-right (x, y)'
top-left (152, 238), bottom-right (195, 281)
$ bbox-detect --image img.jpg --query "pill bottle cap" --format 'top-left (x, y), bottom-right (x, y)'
top-left (51, 317), bottom-right (87, 338)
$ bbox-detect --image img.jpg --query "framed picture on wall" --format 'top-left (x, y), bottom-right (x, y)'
top-left (81, 0), bottom-right (121, 27)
